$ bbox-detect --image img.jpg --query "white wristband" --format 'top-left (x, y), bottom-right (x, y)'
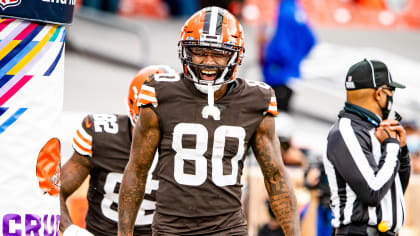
top-left (63, 224), bottom-right (94, 236)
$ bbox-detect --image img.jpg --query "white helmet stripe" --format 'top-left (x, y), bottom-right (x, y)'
top-left (209, 7), bottom-right (219, 35)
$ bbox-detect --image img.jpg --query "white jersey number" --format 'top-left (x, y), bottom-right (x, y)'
top-left (100, 155), bottom-right (159, 225)
top-left (93, 114), bottom-right (118, 134)
top-left (172, 123), bottom-right (246, 187)
top-left (154, 73), bottom-right (180, 82)
top-left (245, 79), bottom-right (271, 90)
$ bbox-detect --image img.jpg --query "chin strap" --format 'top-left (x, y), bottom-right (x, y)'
top-left (202, 83), bottom-right (221, 120)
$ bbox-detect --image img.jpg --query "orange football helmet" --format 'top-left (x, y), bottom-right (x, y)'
top-left (178, 6), bottom-right (245, 87)
top-left (36, 138), bottom-right (61, 196)
top-left (128, 65), bottom-right (176, 125)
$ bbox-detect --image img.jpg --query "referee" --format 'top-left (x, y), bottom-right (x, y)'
top-left (324, 59), bottom-right (410, 236)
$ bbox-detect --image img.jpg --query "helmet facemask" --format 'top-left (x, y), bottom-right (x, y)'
top-left (179, 42), bottom-right (242, 93)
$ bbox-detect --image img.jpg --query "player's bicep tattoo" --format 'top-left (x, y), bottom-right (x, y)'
top-left (131, 107), bottom-right (160, 170)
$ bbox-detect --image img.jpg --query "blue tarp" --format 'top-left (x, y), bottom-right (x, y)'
top-left (263, 0), bottom-right (316, 87)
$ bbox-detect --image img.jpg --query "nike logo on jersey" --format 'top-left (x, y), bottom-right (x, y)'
top-left (85, 117), bottom-right (93, 128)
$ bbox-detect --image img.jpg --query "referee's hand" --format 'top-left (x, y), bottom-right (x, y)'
top-left (375, 126), bottom-right (398, 143)
top-left (381, 120), bottom-right (406, 147)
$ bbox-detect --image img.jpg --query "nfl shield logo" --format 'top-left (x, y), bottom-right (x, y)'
top-left (0, 0), bottom-right (21, 10)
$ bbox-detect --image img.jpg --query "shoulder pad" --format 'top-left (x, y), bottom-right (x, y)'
top-left (242, 79), bottom-right (278, 116)
top-left (72, 115), bottom-right (93, 157)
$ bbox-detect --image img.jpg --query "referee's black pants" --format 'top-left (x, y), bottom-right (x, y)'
top-left (332, 224), bottom-right (398, 236)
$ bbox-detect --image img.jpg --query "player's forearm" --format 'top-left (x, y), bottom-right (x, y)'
top-left (252, 116), bottom-right (300, 235)
top-left (119, 107), bottom-right (159, 236)
top-left (59, 194), bottom-right (73, 232)
top-left (59, 154), bottom-right (91, 232)
top-left (264, 170), bottom-right (300, 236)
top-left (118, 164), bottom-right (147, 236)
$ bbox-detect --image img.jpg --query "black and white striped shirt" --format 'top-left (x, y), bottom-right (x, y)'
top-left (324, 103), bottom-right (410, 233)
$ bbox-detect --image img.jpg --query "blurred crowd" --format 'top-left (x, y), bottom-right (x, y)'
top-left (78, 0), bottom-right (244, 18)
top-left (75, 0), bottom-right (420, 29)
top-left (403, 119), bottom-right (420, 174)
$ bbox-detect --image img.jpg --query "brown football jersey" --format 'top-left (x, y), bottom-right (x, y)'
top-left (138, 75), bottom-right (277, 235)
top-left (72, 114), bottom-right (158, 236)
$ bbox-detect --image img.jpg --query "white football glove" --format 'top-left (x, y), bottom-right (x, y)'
top-left (63, 225), bottom-right (94, 236)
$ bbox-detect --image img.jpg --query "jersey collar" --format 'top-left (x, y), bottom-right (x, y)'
top-left (343, 102), bottom-right (381, 127)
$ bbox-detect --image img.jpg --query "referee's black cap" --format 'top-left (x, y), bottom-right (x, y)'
top-left (345, 59), bottom-right (406, 90)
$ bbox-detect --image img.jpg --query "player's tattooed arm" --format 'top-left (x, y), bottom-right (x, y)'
top-left (59, 152), bottom-right (92, 232)
top-left (252, 115), bottom-right (300, 236)
top-left (118, 107), bottom-right (160, 236)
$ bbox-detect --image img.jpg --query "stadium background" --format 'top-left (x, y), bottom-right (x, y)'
top-left (59, 0), bottom-right (420, 235)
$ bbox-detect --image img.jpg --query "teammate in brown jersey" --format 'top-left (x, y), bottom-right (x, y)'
top-left (118, 6), bottom-right (300, 236)
top-left (59, 65), bottom-right (176, 236)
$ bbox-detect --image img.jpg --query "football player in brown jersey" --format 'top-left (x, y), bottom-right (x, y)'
top-left (59, 65), bottom-right (176, 236)
top-left (118, 6), bottom-right (300, 236)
